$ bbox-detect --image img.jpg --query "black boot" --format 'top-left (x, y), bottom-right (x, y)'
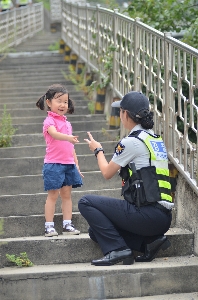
top-left (91, 248), bottom-right (134, 266)
top-left (135, 236), bottom-right (171, 262)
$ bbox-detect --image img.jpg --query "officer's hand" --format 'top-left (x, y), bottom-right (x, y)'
top-left (84, 132), bottom-right (102, 152)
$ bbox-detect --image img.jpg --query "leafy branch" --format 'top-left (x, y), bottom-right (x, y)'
top-left (6, 252), bottom-right (33, 267)
top-left (90, 44), bottom-right (117, 90)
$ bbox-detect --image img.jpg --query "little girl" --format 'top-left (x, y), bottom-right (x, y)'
top-left (36, 84), bottom-right (83, 237)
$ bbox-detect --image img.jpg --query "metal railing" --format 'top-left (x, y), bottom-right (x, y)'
top-left (50, 0), bottom-right (62, 23)
top-left (62, 0), bottom-right (198, 194)
top-left (0, 3), bottom-right (43, 53)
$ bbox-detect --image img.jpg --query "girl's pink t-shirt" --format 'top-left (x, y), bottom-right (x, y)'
top-left (43, 111), bottom-right (75, 164)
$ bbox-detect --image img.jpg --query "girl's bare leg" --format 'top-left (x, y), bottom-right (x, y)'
top-left (45, 189), bottom-right (59, 222)
top-left (60, 185), bottom-right (80, 234)
top-left (60, 185), bottom-right (72, 220)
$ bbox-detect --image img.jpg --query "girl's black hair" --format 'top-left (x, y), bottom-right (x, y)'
top-left (36, 84), bottom-right (74, 114)
top-left (126, 109), bottom-right (154, 129)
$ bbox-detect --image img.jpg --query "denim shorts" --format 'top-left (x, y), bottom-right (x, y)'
top-left (42, 163), bottom-right (83, 191)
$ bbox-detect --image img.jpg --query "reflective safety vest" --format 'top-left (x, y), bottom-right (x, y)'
top-left (1, 0), bottom-right (12, 10)
top-left (120, 130), bottom-right (172, 206)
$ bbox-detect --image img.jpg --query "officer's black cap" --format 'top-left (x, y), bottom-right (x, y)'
top-left (111, 91), bottom-right (150, 117)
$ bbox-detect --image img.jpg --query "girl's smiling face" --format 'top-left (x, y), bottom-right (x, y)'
top-left (46, 93), bottom-right (69, 115)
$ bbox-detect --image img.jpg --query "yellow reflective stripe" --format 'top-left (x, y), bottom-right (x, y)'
top-left (161, 193), bottom-right (172, 201)
top-left (158, 180), bottom-right (171, 189)
top-left (129, 169), bottom-right (132, 176)
top-left (156, 168), bottom-right (169, 176)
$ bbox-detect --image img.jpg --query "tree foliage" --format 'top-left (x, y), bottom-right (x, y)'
top-left (127, 0), bottom-right (198, 48)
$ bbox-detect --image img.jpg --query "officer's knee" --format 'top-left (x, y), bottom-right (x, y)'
top-left (88, 227), bottom-right (98, 243)
top-left (78, 195), bottom-right (91, 212)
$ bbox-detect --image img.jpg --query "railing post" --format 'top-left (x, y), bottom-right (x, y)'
top-left (86, 3), bottom-right (90, 67)
top-left (70, 2), bottom-right (74, 50)
top-left (77, 3), bottom-right (80, 57)
top-left (14, 9), bottom-right (16, 45)
top-left (134, 17), bottom-right (141, 91)
top-left (113, 9), bottom-right (118, 96)
top-left (164, 32), bottom-right (171, 150)
top-left (96, 4), bottom-right (101, 73)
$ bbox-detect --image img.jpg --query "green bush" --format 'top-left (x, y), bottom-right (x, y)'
top-left (0, 105), bottom-right (16, 147)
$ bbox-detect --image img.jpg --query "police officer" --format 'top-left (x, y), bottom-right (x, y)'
top-left (0, 0), bottom-right (14, 12)
top-left (78, 91), bottom-right (173, 266)
top-left (16, 0), bottom-right (32, 7)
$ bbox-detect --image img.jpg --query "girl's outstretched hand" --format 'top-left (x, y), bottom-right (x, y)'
top-left (84, 132), bottom-right (102, 152)
top-left (67, 135), bottom-right (79, 145)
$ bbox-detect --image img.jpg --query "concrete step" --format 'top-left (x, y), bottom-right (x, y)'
top-left (0, 79), bottom-right (80, 90)
top-left (10, 130), bottom-right (120, 146)
top-left (12, 120), bottom-right (108, 134)
top-left (0, 209), bottom-right (177, 239)
top-left (1, 98), bottom-right (89, 109)
top-left (0, 69), bottom-right (69, 78)
top-left (108, 294), bottom-right (198, 300)
top-left (1, 257), bottom-right (197, 300)
top-left (0, 92), bottom-right (90, 103)
top-left (4, 30), bottom-right (61, 46)
top-left (0, 141), bottom-right (115, 158)
top-left (0, 188), bottom-right (121, 216)
top-left (0, 256), bottom-right (198, 300)
top-left (0, 171), bottom-right (121, 195)
top-left (1, 113), bottom-right (105, 125)
top-left (0, 74), bottom-right (68, 82)
top-left (0, 106), bottom-right (90, 117)
top-left (0, 64), bottom-right (69, 75)
top-left (0, 66), bottom-right (68, 74)
top-left (0, 52), bottom-right (65, 67)
top-left (0, 229), bottom-right (194, 268)
top-left (0, 87), bottom-right (83, 98)
top-left (0, 80), bottom-right (75, 90)
top-left (0, 100), bottom-right (95, 110)
top-left (0, 153), bottom-right (113, 176)
top-left (0, 64), bottom-right (70, 75)
top-left (12, 45), bottom-right (61, 52)
top-left (13, 40), bottom-right (62, 52)
top-left (0, 212), bottom-right (89, 238)
top-left (0, 57), bottom-right (66, 68)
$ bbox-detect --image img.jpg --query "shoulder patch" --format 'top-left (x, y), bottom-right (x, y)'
top-left (115, 142), bottom-right (125, 156)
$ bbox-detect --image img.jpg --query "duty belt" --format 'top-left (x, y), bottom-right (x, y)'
top-left (151, 202), bottom-right (171, 214)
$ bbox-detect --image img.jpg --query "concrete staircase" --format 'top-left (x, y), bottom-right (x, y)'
top-left (0, 29), bottom-right (198, 300)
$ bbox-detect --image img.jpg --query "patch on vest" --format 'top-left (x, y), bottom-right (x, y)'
top-left (149, 140), bottom-right (167, 160)
top-left (115, 142), bottom-right (125, 155)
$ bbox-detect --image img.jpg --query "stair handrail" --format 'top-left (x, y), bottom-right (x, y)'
top-left (0, 3), bottom-right (44, 53)
top-left (61, 0), bottom-right (198, 195)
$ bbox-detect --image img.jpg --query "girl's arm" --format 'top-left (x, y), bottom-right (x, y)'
top-left (84, 132), bottom-right (120, 180)
top-left (47, 126), bottom-right (79, 145)
top-left (73, 149), bottom-right (84, 178)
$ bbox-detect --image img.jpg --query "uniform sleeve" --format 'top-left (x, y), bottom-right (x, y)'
top-left (112, 136), bottom-right (148, 167)
top-left (43, 117), bottom-right (56, 135)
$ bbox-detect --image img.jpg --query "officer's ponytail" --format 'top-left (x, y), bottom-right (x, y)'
top-left (140, 112), bottom-right (154, 129)
top-left (126, 109), bottom-right (154, 129)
